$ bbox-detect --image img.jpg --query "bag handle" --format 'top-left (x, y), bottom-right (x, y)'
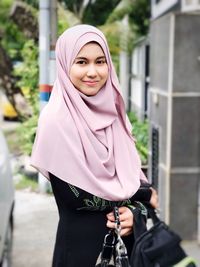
top-left (113, 207), bottom-right (130, 267)
top-left (100, 230), bottom-right (116, 263)
top-left (128, 202), bottom-right (160, 240)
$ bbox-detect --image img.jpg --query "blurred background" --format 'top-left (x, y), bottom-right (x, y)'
top-left (0, 0), bottom-right (200, 266)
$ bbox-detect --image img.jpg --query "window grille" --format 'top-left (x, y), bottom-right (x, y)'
top-left (152, 127), bottom-right (159, 189)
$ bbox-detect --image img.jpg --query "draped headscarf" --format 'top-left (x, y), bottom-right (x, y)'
top-left (31, 24), bottom-right (143, 200)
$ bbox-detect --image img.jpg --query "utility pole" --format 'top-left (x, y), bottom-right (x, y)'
top-left (39, 0), bottom-right (57, 192)
top-left (119, 16), bottom-right (129, 111)
top-left (50, 0), bottom-right (57, 87)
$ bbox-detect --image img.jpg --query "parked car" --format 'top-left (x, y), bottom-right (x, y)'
top-left (0, 128), bottom-right (15, 267)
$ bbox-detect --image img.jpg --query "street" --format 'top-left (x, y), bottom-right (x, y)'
top-left (12, 190), bottom-right (58, 267)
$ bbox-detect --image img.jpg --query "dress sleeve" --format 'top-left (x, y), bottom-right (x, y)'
top-left (129, 170), bottom-right (152, 203)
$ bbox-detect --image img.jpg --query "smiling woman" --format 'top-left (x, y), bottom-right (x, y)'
top-left (30, 24), bottom-right (158, 267)
top-left (69, 42), bottom-right (108, 96)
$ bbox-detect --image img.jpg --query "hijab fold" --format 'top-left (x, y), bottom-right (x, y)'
top-left (31, 25), bottom-right (142, 200)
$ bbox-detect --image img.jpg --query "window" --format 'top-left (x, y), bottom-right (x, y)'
top-left (185, 0), bottom-right (193, 4)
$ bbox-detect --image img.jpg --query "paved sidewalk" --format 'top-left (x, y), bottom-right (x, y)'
top-left (12, 190), bottom-right (58, 267)
top-left (12, 190), bottom-right (200, 267)
top-left (182, 241), bottom-right (200, 266)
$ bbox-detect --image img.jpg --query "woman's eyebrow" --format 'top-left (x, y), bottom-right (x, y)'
top-left (75, 57), bottom-right (87, 60)
top-left (96, 56), bottom-right (106, 59)
top-left (75, 56), bottom-right (106, 60)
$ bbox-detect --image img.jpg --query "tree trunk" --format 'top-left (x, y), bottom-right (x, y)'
top-left (10, 1), bottom-right (38, 41)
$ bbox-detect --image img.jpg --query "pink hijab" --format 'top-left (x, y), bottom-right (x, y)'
top-left (31, 24), bottom-right (144, 200)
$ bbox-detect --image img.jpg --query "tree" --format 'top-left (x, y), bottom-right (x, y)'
top-left (107, 0), bottom-right (150, 37)
top-left (59, 0), bottom-right (121, 25)
top-left (10, 1), bottom-right (38, 41)
top-left (129, 0), bottom-right (150, 36)
top-left (0, 0), bottom-right (28, 118)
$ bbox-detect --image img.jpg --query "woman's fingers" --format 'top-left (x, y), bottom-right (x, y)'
top-left (106, 220), bottom-right (115, 229)
top-left (106, 213), bottom-right (115, 222)
top-left (150, 187), bottom-right (159, 209)
top-left (106, 219), bottom-right (133, 236)
top-left (118, 206), bottom-right (133, 222)
top-left (106, 206), bottom-right (134, 236)
top-left (106, 219), bottom-right (133, 229)
top-left (106, 206), bottom-right (133, 222)
top-left (120, 227), bottom-right (133, 237)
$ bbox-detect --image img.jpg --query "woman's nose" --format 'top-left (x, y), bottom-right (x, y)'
top-left (86, 64), bottom-right (97, 77)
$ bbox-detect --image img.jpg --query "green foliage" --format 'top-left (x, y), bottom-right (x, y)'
top-left (127, 111), bottom-right (149, 165)
top-left (83, 0), bottom-right (121, 26)
top-left (58, 16), bottom-right (70, 36)
top-left (60, 0), bottom-right (84, 12)
top-left (106, 0), bottom-right (131, 24)
top-left (99, 22), bottom-right (121, 72)
top-left (14, 173), bottom-right (38, 191)
top-left (57, 4), bottom-right (73, 35)
top-left (60, 0), bottom-right (120, 26)
top-left (0, 0), bottom-right (26, 60)
top-left (3, 128), bottom-right (22, 155)
top-left (0, 0), bottom-right (13, 23)
top-left (13, 39), bottom-right (39, 156)
top-left (107, 0), bottom-right (150, 39)
top-left (129, 0), bottom-right (150, 37)
top-left (2, 23), bottom-right (26, 60)
top-left (22, 0), bottom-right (38, 9)
top-left (16, 114), bottom-right (38, 156)
top-left (13, 39), bottom-right (39, 114)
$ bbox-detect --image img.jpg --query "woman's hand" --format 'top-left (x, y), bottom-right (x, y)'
top-left (149, 187), bottom-right (159, 209)
top-left (106, 206), bottom-right (133, 237)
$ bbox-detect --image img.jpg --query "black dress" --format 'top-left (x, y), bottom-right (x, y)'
top-left (49, 173), bottom-right (151, 267)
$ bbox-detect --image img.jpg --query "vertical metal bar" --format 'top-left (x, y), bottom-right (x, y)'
top-left (38, 0), bottom-right (50, 193)
top-left (39, 0), bottom-right (50, 109)
top-left (49, 0), bottom-right (57, 88)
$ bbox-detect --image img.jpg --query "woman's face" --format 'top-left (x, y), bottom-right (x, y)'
top-left (69, 42), bottom-right (109, 96)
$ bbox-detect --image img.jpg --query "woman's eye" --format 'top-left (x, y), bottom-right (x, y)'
top-left (96, 60), bottom-right (106, 65)
top-left (76, 60), bottom-right (87, 65)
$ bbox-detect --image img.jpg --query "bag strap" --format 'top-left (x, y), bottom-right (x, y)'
top-left (113, 207), bottom-right (130, 267)
top-left (147, 207), bottom-right (160, 224)
top-left (97, 230), bottom-right (116, 266)
top-left (128, 202), bottom-right (160, 240)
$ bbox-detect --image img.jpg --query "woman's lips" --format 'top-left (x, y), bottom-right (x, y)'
top-left (83, 80), bottom-right (99, 86)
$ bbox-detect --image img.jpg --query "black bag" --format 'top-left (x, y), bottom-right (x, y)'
top-left (95, 204), bottom-right (196, 267)
top-left (130, 204), bottom-right (197, 267)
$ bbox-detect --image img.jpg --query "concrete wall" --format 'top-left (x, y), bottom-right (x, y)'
top-left (130, 40), bottom-right (149, 120)
top-left (130, 44), bottom-right (146, 119)
top-left (149, 12), bottom-right (200, 240)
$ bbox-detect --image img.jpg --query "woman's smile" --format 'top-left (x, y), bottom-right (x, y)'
top-left (82, 80), bottom-right (99, 86)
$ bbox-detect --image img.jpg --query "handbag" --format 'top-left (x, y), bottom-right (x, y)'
top-left (95, 203), bottom-right (197, 267)
top-left (129, 203), bottom-right (197, 267)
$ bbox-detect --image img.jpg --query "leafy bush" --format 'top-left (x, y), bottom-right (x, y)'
top-left (14, 39), bottom-right (39, 156)
top-left (13, 39), bottom-right (39, 114)
top-left (127, 111), bottom-right (149, 165)
top-left (16, 114), bottom-right (38, 156)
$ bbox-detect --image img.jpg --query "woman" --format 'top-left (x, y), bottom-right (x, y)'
top-left (31, 24), bottom-right (158, 267)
